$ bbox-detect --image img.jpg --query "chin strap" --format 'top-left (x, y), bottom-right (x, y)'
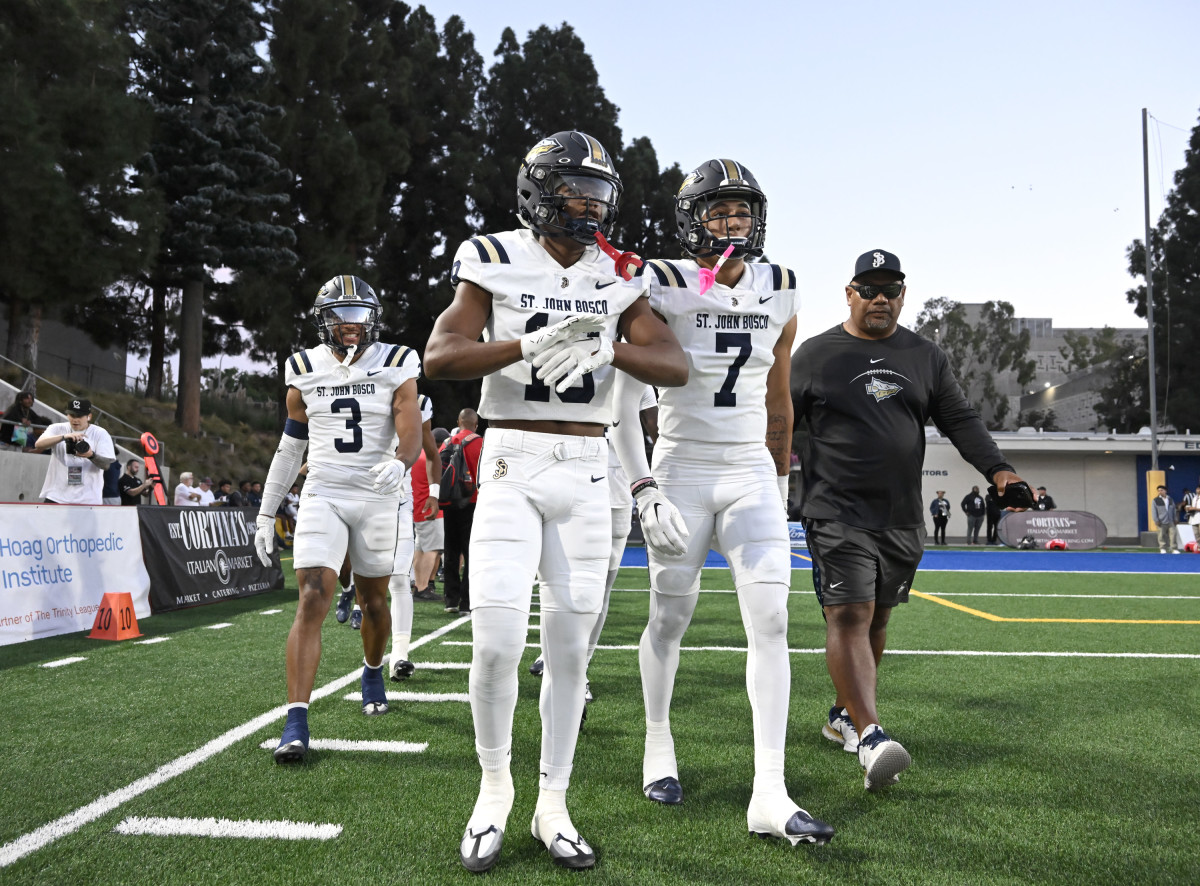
top-left (594, 232), bottom-right (644, 281)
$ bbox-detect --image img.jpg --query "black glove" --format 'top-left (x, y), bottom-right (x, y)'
top-left (988, 481), bottom-right (1034, 509)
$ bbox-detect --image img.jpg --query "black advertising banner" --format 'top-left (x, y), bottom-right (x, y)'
top-left (998, 510), bottom-right (1109, 550)
top-left (138, 506), bottom-right (284, 611)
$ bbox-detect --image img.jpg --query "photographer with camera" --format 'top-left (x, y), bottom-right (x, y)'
top-left (34, 398), bottom-right (116, 505)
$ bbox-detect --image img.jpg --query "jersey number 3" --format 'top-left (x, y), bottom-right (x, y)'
top-left (715, 332), bottom-right (751, 407)
top-left (331, 398), bottom-right (363, 452)
top-left (523, 313), bottom-right (596, 403)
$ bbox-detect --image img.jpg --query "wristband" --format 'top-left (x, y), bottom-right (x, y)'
top-left (630, 477), bottom-right (657, 497)
top-left (427, 483), bottom-right (440, 502)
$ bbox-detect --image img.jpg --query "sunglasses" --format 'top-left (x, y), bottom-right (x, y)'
top-left (849, 282), bottom-right (904, 300)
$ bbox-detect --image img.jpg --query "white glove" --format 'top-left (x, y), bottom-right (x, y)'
top-left (634, 482), bottom-right (690, 557)
top-left (519, 314), bottom-right (607, 362)
top-left (534, 335), bottom-right (615, 393)
top-left (778, 475), bottom-right (790, 512)
top-left (254, 515), bottom-right (276, 568)
top-left (369, 459), bottom-right (406, 497)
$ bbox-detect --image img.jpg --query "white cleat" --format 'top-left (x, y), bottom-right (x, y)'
top-left (531, 810), bottom-right (596, 869)
top-left (822, 706), bottom-right (860, 754)
top-left (459, 824), bottom-right (503, 873)
top-left (747, 794), bottom-right (834, 846)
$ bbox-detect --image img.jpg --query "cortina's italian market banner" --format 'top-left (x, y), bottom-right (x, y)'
top-left (0, 504), bottom-right (152, 645)
top-left (998, 510), bottom-right (1109, 550)
top-left (138, 506), bottom-right (284, 611)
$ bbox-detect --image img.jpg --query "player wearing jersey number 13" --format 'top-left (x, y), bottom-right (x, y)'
top-left (424, 130), bottom-right (687, 874)
top-left (611, 158), bottom-right (833, 846)
top-left (256, 275), bottom-right (424, 764)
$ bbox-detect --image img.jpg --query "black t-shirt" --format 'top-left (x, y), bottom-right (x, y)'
top-left (118, 473), bottom-right (144, 506)
top-left (791, 324), bottom-right (1013, 530)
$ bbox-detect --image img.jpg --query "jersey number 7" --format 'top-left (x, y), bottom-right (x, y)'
top-left (715, 332), bottom-right (751, 407)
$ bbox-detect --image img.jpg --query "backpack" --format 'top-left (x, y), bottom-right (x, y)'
top-left (439, 433), bottom-right (479, 510)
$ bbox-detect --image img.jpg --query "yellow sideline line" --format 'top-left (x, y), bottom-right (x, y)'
top-left (790, 551), bottom-right (812, 563)
top-left (911, 589), bottom-right (1200, 625)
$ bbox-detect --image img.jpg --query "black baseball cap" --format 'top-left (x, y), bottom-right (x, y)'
top-left (65, 397), bottom-right (92, 416)
top-left (853, 249), bottom-right (905, 281)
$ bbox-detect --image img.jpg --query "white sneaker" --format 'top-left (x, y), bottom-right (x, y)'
top-left (1161, 548), bottom-right (1167, 554)
top-left (822, 706), bottom-right (859, 753)
top-left (857, 724), bottom-right (911, 791)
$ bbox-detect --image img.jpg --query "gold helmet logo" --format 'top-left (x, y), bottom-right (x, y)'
top-left (524, 137), bottom-right (562, 164)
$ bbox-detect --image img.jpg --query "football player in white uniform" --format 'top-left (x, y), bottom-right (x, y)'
top-left (612, 160), bottom-right (834, 845)
top-left (386, 392), bottom-right (441, 680)
top-left (255, 275), bottom-right (423, 763)
top-left (424, 131), bottom-right (688, 873)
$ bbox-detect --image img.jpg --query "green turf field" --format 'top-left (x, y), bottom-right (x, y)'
top-left (0, 559), bottom-right (1197, 885)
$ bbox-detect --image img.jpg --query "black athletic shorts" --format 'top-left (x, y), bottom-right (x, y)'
top-left (804, 518), bottom-right (926, 608)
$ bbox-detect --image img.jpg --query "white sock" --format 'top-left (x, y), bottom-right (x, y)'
top-left (467, 743), bottom-right (514, 832)
top-left (533, 788), bottom-right (579, 845)
top-left (538, 610), bottom-right (595, 790)
top-left (468, 607), bottom-right (528, 751)
top-left (643, 718), bottom-right (677, 786)
top-left (737, 582), bottom-right (791, 796)
top-left (389, 574), bottom-right (413, 658)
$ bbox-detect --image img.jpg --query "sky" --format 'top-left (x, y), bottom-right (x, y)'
top-left (140, 0), bottom-right (1198, 382)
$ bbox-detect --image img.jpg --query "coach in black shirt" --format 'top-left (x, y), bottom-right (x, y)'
top-left (791, 249), bottom-right (1029, 792)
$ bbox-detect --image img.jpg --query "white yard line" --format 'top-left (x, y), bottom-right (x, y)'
top-left (114, 816), bottom-right (340, 841)
top-left (0, 615), bottom-right (470, 868)
top-left (135, 638), bottom-right (170, 645)
top-left (205, 623), bottom-right (234, 630)
top-left (256, 739), bottom-right (427, 754)
top-left (343, 691), bottom-right (469, 703)
top-left (259, 609), bottom-right (283, 615)
top-left (40, 657), bottom-right (86, 669)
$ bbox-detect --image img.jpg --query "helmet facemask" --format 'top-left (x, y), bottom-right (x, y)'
top-left (535, 172), bottom-right (619, 244)
top-left (516, 131), bottom-right (623, 243)
top-left (317, 303), bottom-right (379, 355)
top-left (680, 190), bottom-right (766, 259)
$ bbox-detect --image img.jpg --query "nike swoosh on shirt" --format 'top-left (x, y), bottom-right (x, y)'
top-left (830, 581), bottom-right (844, 589)
top-left (591, 475), bottom-right (605, 483)
top-left (595, 280), bottom-right (616, 290)
top-left (758, 296), bottom-right (774, 304)
top-left (869, 358), bottom-right (885, 364)
top-left (612, 420), bottom-right (621, 427)
top-left (367, 370), bottom-right (383, 376)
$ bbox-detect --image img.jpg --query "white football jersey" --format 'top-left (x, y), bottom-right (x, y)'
top-left (451, 229), bottom-right (648, 425)
top-left (643, 259), bottom-right (799, 445)
top-left (287, 341), bottom-right (421, 501)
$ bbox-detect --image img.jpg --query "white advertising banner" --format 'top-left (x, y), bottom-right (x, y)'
top-left (0, 504), bottom-right (152, 646)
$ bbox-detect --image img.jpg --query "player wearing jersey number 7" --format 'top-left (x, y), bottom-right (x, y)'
top-left (424, 130), bottom-right (686, 874)
top-left (611, 158), bottom-right (833, 846)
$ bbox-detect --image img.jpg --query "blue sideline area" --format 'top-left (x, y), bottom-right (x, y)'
top-left (619, 546), bottom-right (1200, 575)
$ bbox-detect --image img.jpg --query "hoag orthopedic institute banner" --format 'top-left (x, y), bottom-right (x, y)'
top-left (0, 504), bottom-right (151, 645)
top-left (139, 506), bottom-right (284, 611)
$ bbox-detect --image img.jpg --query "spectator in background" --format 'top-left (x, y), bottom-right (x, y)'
top-left (227, 479), bottom-right (253, 508)
top-left (412, 427), bottom-right (449, 601)
top-left (119, 459), bottom-right (154, 506)
top-left (961, 486), bottom-right (986, 545)
top-left (2, 391), bottom-right (50, 450)
top-left (929, 491), bottom-right (951, 544)
top-left (282, 483), bottom-right (301, 539)
top-left (249, 481), bottom-right (263, 508)
top-left (102, 460), bottom-right (122, 505)
top-left (214, 479), bottom-right (233, 504)
top-left (34, 397), bottom-right (116, 505)
top-left (1152, 485), bottom-right (1181, 554)
top-left (985, 487), bottom-right (1004, 545)
top-left (196, 477), bottom-right (216, 506)
top-left (439, 408), bottom-right (483, 615)
top-left (1183, 485), bottom-right (1200, 528)
top-left (174, 471), bottom-right (201, 505)
top-left (1034, 487), bottom-right (1056, 511)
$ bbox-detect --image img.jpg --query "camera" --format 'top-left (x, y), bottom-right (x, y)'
top-left (65, 437), bottom-right (90, 456)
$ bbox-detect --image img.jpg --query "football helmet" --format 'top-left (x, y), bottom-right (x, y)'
top-left (312, 275), bottom-right (382, 355)
top-left (517, 131), bottom-right (622, 244)
top-left (675, 159), bottom-right (767, 259)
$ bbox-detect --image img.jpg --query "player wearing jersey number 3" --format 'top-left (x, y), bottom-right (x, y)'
top-left (424, 131), bottom-right (687, 873)
top-left (612, 158), bottom-right (834, 845)
top-left (256, 276), bottom-right (424, 764)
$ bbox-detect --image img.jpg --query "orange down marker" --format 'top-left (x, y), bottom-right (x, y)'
top-left (88, 592), bottom-right (143, 641)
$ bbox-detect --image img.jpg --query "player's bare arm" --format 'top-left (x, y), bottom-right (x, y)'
top-left (285, 386), bottom-right (308, 424)
top-left (765, 316), bottom-right (797, 477)
top-left (390, 378), bottom-right (423, 471)
top-left (423, 281), bottom-right (523, 380)
top-left (420, 420), bottom-right (439, 519)
top-left (614, 297), bottom-right (688, 388)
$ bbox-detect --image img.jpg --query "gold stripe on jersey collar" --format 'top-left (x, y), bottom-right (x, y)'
top-left (647, 259), bottom-right (686, 288)
top-left (476, 237), bottom-right (503, 265)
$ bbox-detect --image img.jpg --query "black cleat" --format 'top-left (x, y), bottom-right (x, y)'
top-left (643, 776), bottom-right (683, 805)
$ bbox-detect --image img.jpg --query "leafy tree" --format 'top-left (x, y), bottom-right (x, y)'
top-left (1093, 338), bottom-right (1151, 433)
top-left (1058, 327), bottom-right (1132, 374)
top-left (129, 0), bottom-right (296, 432)
top-left (0, 0), bottom-right (150, 395)
top-left (1124, 105), bottom-right (1200, 433)
top-left (474, 24), bottom-right (623, 239)
top-left (912, 298), bottom-right (1036, 429)
top-left (610, 136), bottom-right (685, 259)
top-left (1016, 408), bottom-right (1064, 431)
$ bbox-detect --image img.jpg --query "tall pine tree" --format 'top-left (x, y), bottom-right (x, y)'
top-left (130, 0), bottom-right (295, 431)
